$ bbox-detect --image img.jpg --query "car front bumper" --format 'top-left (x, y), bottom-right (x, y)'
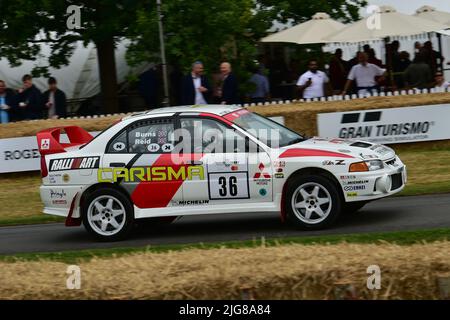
top-left (337, 158), bottom-right (407, 203)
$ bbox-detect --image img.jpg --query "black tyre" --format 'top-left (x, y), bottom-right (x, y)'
top-left (82, 188), bottom-right (134, 241)
top-left (285, 174), bottom-right (342, 230)
top-left (342, 201), bottom-right (368, 215)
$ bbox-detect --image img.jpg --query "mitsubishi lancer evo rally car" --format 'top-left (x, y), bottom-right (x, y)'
top-left (37, 105), bottom-right (407, 241)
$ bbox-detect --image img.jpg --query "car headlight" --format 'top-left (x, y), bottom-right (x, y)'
top-left (349, 160), bottom-right (384, 172)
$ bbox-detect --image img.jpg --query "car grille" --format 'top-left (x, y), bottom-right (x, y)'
top-left (391, 173), bottom-right (403, 191)
top-left (385, 158), bottom-right (396, 166)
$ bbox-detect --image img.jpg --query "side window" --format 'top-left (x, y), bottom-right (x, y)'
top-left (128, 120), bottom-right (175, 154)
top-left (107, 119), bottom-right (175, 154)
top-left (178, 118), bottom-right (259, 153)
top-left (107, 131), bottom-right (127, 153)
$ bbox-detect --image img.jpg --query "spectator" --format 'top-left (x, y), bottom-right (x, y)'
top-left (342, 52), bottom-right (386, 96)
top-left (257, 54), bottom-right (269, 75)
top-left (422, 41), bottom-right (444, 74)
top-left (17, 74), bottom-right (42, 120)
top-left (390, 40), bottom-right (400, 65)
top-left (368, 49), bottom-right (382, 67)
top-left (394, 51), bottom-right (411, 89)
top-left (414, 42), bottom-right (422, 56)
top-left (0, 80), bottom-right (17, 123)
top-left (329, 49), bottom-right (348, 93)
top-left (219, 62), bottom-right (239, 105)
top-left (434, 72), bottom-right (450, 90)
top-left (296, 59), bottom-right (329, 99)
top-left (248, 66), bottom-right (270, 104)
top-left (138, 67), bottom-right (159, 109)
top-left (403, 53), bottom-right (432, 90)
top-left (42, 77), bottom-right (67, 119)
top-left (181, 61), bottom-right (211, 105)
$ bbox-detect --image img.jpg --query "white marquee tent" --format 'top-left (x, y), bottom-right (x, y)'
top-left (414, 5), bottom-right (450, 26)
top-left (261, 12), bottom-right (346, 45)
top-left (0, 40), bottom-right (145, 100)
top-left (325, 6), bottom-right (448, 43)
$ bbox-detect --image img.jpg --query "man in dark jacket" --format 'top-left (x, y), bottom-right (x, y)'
top-left (17, 74), bottom-right (42, 120)
top-left (220, 62), bottom-right (239, 105)
top-left (42, 77), bottom-right (67, 119)
top-left (329, 49), bottom-right (349, 93)
top-left (404, 53), bottom-right (432, 90)
top-left (181, 61), bottom-right (211, 105)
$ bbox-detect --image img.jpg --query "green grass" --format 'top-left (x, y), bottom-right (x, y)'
top-left (0, 148), bottom-right (449, 226)
top-left (399, 181), bottom-right (450, 197)
top-left (1, 228), bottom-right (449, 264)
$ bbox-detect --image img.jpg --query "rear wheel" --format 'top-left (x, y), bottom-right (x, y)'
top-left (285, 175), bottom-right (342, 230)
top-left (82, 188), bottom-right (134, 241)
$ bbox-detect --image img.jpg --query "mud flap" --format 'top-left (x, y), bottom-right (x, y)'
top-left (65, 192), bottom-right (82, 227)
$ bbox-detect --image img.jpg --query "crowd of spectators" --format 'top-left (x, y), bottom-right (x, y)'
top-left (1, 40), bottom-right (449, 123)
top-left (0, 75), bottom-right (67, 123)
top-left (297, 40), bottom-right (448, 100)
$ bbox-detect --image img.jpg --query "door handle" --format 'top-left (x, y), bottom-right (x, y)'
top-left (186, 160), bottom-right (203, 166)
top-left (110, 162), bottom-right (126, 168)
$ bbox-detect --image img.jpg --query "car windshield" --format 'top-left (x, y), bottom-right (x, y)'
top-left (227, 110), bottom-right (304, 148)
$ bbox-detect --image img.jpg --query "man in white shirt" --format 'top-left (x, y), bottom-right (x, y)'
top-left (297, 59), bottom-right (329, 99)
top-left (181, 61), bottom-right (211, 105)
top-left (434, 72), bottom-right (450, 90)
top-left (342, 52), bottom-right (386, 96)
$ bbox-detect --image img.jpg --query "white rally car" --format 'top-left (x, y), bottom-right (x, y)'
top-left (37, 105), bottom-right (407, 241)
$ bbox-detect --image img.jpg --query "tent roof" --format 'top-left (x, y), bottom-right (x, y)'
top-left (414, 5), bottom-right (450, 26)
top-left (0, 40), bottom-right (146, 100)
top-left (261, 12), bottom-right (346, 45)
top-left (326, 5), bottom-right (448, 43)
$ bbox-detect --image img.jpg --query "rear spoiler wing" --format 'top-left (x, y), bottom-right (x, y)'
top-left (37, 126), bottom-right (94, 156)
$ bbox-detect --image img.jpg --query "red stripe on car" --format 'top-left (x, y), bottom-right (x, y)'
top-left (199, 113), bottom-right (233, 126)
top-left (222, 109), bottom-right (250, 122)
top-left (279, 148), bottom-right (354, 159)
top-left (131, 153), bottom-right (203, 209)
top-left (71, 158), bottom-right (83, 169)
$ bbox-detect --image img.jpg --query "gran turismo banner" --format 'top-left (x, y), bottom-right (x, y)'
top-left (317, 104), bottom-right (450, 145)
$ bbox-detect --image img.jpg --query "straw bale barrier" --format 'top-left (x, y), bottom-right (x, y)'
top-left (1, 241), bottom-right (450, 300)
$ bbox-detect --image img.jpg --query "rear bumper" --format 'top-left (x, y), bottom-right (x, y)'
top-left (40, 185), bottom-right (85, 218)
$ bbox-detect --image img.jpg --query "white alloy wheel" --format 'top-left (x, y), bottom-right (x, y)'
top-left (291, 182), bottom-right (332, 225)
top-left (87, 195), bottom-right (126, 236)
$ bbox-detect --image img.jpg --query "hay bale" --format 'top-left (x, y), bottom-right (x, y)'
top-left (1, 241), bottom-right (450, 300)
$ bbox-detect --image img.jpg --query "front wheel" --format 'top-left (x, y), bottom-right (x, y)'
top-left (82, 188), bottom-right (134, 241)
top-left (285, 175), bottom-right (342, 230)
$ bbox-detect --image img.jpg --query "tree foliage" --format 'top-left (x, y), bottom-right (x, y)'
top-left (258, 0), bottom-right (367, 24)
top-left (127, 0), bottom-right (272, 75)
top-left (126, 0), bottom-right (366, 83)
top-left (0, 0), bottom-right (367, 98)
top-left (0, 0), bottom-right (147, 76)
